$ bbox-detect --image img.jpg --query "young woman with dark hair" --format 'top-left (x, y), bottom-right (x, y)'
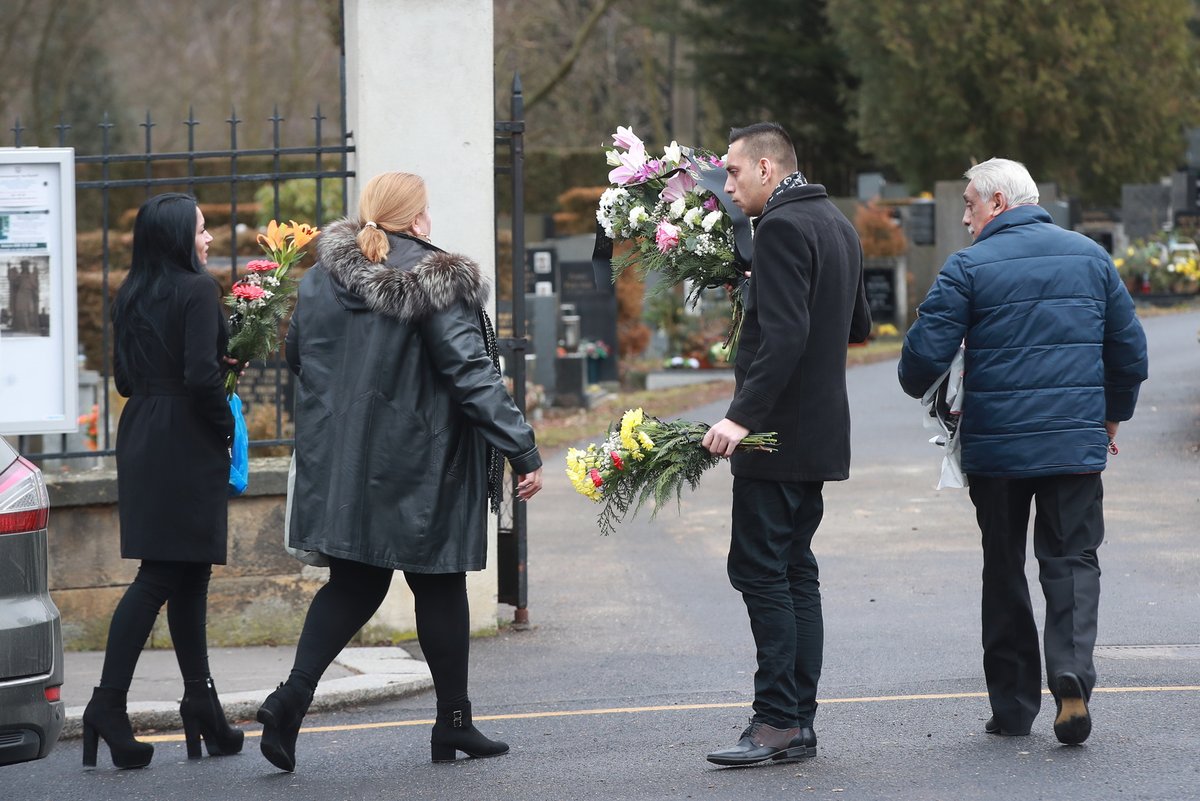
top-left (83, 193), bottom-right (243, 769)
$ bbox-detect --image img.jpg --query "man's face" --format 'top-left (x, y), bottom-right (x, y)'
top-left (722, 139), bottom-right (770, 217)
top-left (962, 180), bottom-right (1002, 241)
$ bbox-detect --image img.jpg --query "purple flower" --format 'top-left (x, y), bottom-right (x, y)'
top-left (703, 195), bottom-right (720, 212)
top-left (633, 159), bottom-right (664, 183)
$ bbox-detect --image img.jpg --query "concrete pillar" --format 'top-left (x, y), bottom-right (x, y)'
top-left (344, 0), bottom-right (499, 635)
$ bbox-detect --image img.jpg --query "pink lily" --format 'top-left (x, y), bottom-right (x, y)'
top-left (660, 169), bottom-right (697, 203)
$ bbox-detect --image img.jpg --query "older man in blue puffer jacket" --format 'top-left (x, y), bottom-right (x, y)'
top-left (899, 158), bottom-right (1148, 746)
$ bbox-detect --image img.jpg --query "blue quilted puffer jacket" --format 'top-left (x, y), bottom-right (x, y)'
top-left (898, 205), bottom-right (1148, 478)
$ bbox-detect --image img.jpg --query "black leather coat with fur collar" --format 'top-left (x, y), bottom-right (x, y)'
top-left (285, 219), bottom-right (541, 572)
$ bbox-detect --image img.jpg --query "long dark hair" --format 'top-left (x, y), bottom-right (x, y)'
top-left (111, 193), bottom-right (204, 363)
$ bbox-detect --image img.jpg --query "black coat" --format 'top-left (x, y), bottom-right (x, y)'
top-left (114, 268), bottom-right (234, 564)
top-left (727, 182), bottom-right (872, 482)
top-left (285, 221), bottom-right (541, 573)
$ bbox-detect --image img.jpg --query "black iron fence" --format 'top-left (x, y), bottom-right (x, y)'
top-left (494, 75), bottom-right (530, 622)
top-left (10, 105), bottom-right (354, 461)
top-left (11, 78), bottom-right (532, 622)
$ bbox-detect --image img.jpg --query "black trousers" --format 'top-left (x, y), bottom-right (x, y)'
top-left (99, 560), bottom-right (213, 690)
top-left (968, 473), bottom-right (1104, 733)
top-left (288, 557), bottom-right (470, 707)
top-left (728, 477), bottom-right (825, 729)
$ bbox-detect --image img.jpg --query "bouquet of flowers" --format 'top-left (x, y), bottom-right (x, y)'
top-left (596, 126), bottom-right (750, 352)
top-left (224, 219), bottom-right (318, 396)
top-left (566, 407), bottom-right (777, 535)
top-left (580, 339), bottom-right (610, 359)
top-left (76, 404), bottom-right (99, 451)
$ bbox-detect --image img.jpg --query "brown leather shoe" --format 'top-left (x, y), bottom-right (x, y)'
top-left (706, 719), bottom-right (817, 766)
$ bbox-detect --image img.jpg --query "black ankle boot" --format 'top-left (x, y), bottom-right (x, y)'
top-left (430, 701), bottom-right (509, 763)
top-left (180, 677), bottom-right (245, 758)
top-left (81, 687), bottom-right (154, 769)
top-left (256, 680), bottom-right (313, 772)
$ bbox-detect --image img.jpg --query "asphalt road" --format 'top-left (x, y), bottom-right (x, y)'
top-left (10, 308), bottom-right (1199, 801)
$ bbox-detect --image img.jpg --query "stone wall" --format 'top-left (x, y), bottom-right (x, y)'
top-left (45, 456), bottom-right (500, 651)
top-left (44, 457), bottom-right (330, 651)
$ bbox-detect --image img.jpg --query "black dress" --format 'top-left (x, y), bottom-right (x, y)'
top-left (113, 267), bottom-right (234, 565)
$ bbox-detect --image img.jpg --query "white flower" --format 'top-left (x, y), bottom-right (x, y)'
top-left (669, 196), bottom-right (687, 220)
top-left (606, 149), bottom-right (621, 167)
top-left (596, 208), bottom-right (614, 238)
top-left (599, 186), bottom-right (628, 210)
top-left (683, 207), bottom-right (703, 227)
top-left (628, 206), bottom-right (649, 228)
top-left (663, 140), bottom-right (682, 165)
top-left (701, 210), bottom-right (723, 232)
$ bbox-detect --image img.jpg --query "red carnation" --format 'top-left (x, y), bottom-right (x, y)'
top-left (589, 468), bottom-right (603, 488)
top-left (610, 452), bottom-right (624, 471)
top-left (232, 282), bottom-right (266, 301)
top-left (245, 259), bottom-right (281, 273)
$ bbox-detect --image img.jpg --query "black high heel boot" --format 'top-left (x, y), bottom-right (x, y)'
top-left (430, 701), bottom-right (509, 763)
top-left (180, 677), bottom-right (245, 758)
top-left (256, 680), bottom-right (313, 772)
top-left (81, 687), bottom-right (154, 769)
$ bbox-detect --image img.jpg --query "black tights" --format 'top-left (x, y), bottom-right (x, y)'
top-left (99, 560), bottom-right (213, 690)
top-left (288, 557), bottom-right (469, 707)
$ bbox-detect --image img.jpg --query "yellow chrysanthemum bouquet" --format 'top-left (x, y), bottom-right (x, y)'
top-left (567, 408), bottom-right (777, 534)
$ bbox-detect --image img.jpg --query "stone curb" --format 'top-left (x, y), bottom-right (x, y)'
top-left (60, 647), bottom-right (433, 740)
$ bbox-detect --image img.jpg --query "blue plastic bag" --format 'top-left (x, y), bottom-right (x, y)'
top-left (228, 393), bottom-right (249, 496)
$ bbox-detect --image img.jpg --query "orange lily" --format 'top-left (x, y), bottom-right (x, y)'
top-left (257, 219), bottom-right (289, 252)
top-left (289, 220), bottom-right (319, 250)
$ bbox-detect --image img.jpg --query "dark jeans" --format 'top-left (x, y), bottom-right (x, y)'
top-left (968, 473), bottom-right (1104, 733)
top-left (99, 560), bottom-right (213, 690)
top-left (729, 477), bottom-right (825, 729)
top-left (289, 557), bottom-right (470, 707)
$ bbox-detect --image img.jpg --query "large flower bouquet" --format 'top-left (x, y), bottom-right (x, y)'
top-left (596, 126), bottom-right (750, 350)
top-left (566, 408), bottom-right (777, 535)
top-left (224, 219), bottom-right (318, 396)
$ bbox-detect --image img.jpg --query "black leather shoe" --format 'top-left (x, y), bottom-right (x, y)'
top-left (1053, 672), bottom-right (1091, 745)
top-left (706, 719), bottom-right (816, 766)
top-left (984, 717), bottom-right (1030, 736)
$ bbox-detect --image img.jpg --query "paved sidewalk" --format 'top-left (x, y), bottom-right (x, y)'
top-left (59, 644), bottom-right (432, 739)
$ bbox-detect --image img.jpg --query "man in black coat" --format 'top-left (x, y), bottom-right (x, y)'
top-left (703, 123), bottom-right (871, 766)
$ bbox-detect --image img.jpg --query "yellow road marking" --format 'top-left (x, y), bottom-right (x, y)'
top-left (138, 684), bottom-right (1200, 744)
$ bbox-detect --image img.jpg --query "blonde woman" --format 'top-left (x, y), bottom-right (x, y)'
top-left (257, 172), bottom-right (543, 771)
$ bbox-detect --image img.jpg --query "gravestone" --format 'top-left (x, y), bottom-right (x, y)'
top-left (555, 234), bottom-right (618, 383)
top-left (1121, 184), bottom-right (1171, 241)
top-left (862, 257), bottom-right (907, 329)
top-left (558, 261), bottom-right (618, 382)
top-left (906, 201), bottom-right (935, 246)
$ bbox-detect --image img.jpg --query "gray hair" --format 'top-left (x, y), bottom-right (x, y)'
top-left (965, 158), bottom-right (1039, 207)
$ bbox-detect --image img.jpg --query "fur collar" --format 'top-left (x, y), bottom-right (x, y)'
top-left (315, 218), bottom-right (490, 321)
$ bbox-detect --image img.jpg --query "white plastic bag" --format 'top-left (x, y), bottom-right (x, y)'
top-left (920, 346), bottom-right (967, 489)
